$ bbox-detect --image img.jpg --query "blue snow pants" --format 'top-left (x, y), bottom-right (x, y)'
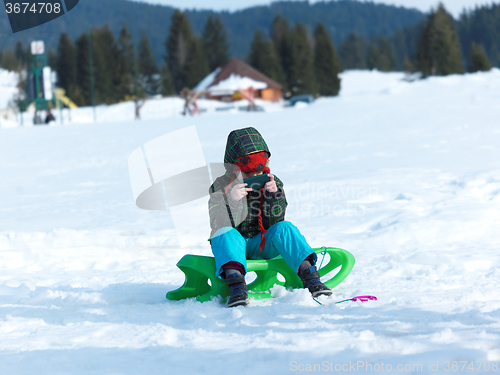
top-left (210, 221), bottom-right (317, 278)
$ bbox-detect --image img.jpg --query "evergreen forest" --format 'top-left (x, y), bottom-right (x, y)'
top-left (0, 0), bottom-right (498, 107)
top-left (0, 0), bottom-right (426, 63)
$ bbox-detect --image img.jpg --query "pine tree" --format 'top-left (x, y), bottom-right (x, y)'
top-left (48, 48), bottom-right (57, 70)
top-left (92, 27), bottom-right (117, 103)
top-left (248, 30), bottom-right (267, 70)
top-left (416, 4), bottom-right (464, 77)
top-left (289, 23), bottom-right (317, 95)
top-left (138, 30), bottom-right (160, 96)
top-left (25, 44), bottom-right (32, 69)
top-left (389, 27), bottom-right (420, 70)
top-left (119, 24), bottom-right (134, 72)
top-left (377, 37), bottom-right (397, 71)
top-left (490, 44), bottom-right (500, 68)
top-left (166, 10), bottom-right (194, 93)
top-left (367, 37), bottom-right (396, 71)
top-left (56, 33), bottom-right (77, 98)
top-left (90, 26), bottom-right (129, 104)
top-left (247, 30), bottom-right (286, 84)
top-left (367, 42), bottom-right (380, 70)
top-left (0, 50), bottom-right (18, 71)
top-left (180, 37), bottom-right (209, 89)
top-left (272, 16), bottom-right (293, 92)
top-left (118, 23), bottom-right (135, 98)
top-left (75, 33), bottom-right (91, 106)
top-left (457, 4), bottom-right (500, 69)
top-left (403, 56), bottom-right (415, 73)
top-left (83, 25), bottom-right (131, 104)
top-left (160, 63), bottom-right (175, 96)
top-left (313, 22), bottom-right (341, 96)
top-left (14, 41), bottom-right (26, 69)
top-left (468, 42), bottom-right (492, 72)
top-left (340, 32), bottom-right (367, 69)
top-left (202, 15), bottom-right (230, 71)
top-left (268, 42), bottom-right (287, 86)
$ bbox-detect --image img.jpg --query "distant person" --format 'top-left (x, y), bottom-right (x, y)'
top-left (45, 110), bottom-right (55, 124)
top-left (33, 112), bottom-right (43, 125)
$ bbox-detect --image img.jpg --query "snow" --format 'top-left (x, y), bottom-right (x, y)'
top-left (207, 73), bottom-right (268, 93)
top-left (0, 69), bottom-right (18, 109)
top-left (193, 68), bottom-right (268, 94)
top-left (192, 71), bottom-right (269, 95)
top-left (1, 68), bottom-right (500, 374)
top-left (0, 69), bottom-right (20, 128)
top-left (194, 69), bottom-right (269, 95)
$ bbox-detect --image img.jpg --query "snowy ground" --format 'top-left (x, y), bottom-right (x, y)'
top-left (1, 69), bottom-right (500, 374)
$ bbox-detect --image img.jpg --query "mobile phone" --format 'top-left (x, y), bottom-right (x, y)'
top-left (243, 174), bottom-right (271, 191)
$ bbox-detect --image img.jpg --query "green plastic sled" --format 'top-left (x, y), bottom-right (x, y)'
top-left (166, 247), bottom-right (355, 303)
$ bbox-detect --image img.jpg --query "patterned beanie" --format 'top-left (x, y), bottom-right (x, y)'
top-left (234, 151), bottom-right (270, 174)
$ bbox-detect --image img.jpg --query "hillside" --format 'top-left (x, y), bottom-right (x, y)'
top-left (0, 0), bottom-right (425, 62)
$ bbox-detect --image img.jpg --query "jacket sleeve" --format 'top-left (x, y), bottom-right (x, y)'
top-left (262, 176), bottom-right (287, 229)
top-left (208, 175), bottom-right (247, 236)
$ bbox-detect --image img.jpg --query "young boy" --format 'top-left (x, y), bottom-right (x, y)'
top-left (209, 127), bottom-right (331, 307)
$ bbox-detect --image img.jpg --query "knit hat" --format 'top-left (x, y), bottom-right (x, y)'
top-left (224, 127), bottom-right (271, 168)
top-left (234, 151), bottom-right (270, 174)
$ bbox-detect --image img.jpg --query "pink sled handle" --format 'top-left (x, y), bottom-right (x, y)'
top-left (351, 295), bottom-right (378, 302)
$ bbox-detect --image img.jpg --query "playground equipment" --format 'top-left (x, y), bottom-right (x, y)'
top-left (54, 88), bottom-right (78, 109)
top-left (19, 41), bottom-right (77, 125)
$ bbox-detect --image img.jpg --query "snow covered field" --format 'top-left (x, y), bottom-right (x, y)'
top-left (1, 69), bottom-right (500, 374)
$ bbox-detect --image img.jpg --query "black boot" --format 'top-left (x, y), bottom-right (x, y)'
top-left (225, 273), bottom-right (249, 307)
top-left (299, 266), bottom-right (332, 297)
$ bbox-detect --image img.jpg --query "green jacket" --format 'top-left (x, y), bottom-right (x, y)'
top-left (209, 127), bottom-right (288, 238)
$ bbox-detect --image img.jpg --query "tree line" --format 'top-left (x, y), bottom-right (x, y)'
top-left (0, 0), bottom-right (426, 64)
top-left (334, 3), bottom-right (496, 75)
top-left (0, 3), bottom-right (496, 107)
top-left (0, 12), bottom-right (231, 107)
top-left (0, 10), bottom-right (342, 105)
top-left (414, 3), bottom-right (492, 76)
top-left (248, 17), bottom-right (341, 96)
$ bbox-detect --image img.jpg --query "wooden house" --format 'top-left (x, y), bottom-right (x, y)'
top-left (194, 58), bottom-right (282, 102)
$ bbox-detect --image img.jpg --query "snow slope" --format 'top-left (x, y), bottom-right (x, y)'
top-left (1, 69), bottom-right (500, 374)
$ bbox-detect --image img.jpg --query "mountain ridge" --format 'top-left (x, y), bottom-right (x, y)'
top-left (0, 0), bottom-right (425, 63)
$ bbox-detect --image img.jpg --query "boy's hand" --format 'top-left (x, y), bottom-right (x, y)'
top-left (265, 174), bottom-right (278, 193)
top-left (229, 183), bottom-right (252, 201)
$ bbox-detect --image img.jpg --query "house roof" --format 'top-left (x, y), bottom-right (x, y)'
top-left (194, 58), bottom-right (283, 92)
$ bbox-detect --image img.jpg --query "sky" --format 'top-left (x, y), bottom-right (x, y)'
top-left (134, 0), bottom-right (497, 17)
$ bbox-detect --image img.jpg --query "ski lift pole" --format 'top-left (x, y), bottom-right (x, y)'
top-left (134, 44), bottom-right (139, 99)
top-left (133, 44), bottom-right (140, 120)
top-left (59, 99), bottom-right (63, 125)
top-left (88, 30), bottom-right (96, 123)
